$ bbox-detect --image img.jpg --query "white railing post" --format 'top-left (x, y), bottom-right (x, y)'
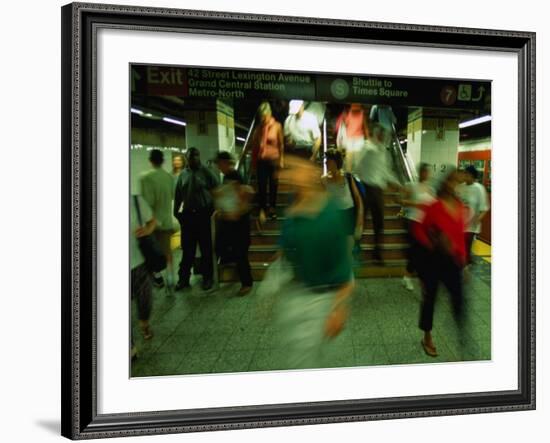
top-left (211, 211), bottom-right (220, 290)
top-left (322, 118), bottom-right (328, 176)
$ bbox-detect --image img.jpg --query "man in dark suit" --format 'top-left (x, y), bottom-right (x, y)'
top-left (174, 147), bottom-right (219, 291)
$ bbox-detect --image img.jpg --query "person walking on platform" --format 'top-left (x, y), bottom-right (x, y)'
top-left (174, 147), bottom-right (219, 291)
top-left (457, 165), bottom-right (489, 267)
top-left (353, 123), bottom-right (399, 265)
top-left (412, 166), bottom-right (468, 357)
top-left (130, 194), bottom-right (156, 358)
top-left (250, 101), bottom-right (284, 224)
top-left (140, 149), bottom-right (176, 289)
top-left (283, 100), bottom-right (322, 162)
top-left (400, 163), bottom-right (435, 291)
top-left (214, 151), bottom-right (254, 296)
top-left (276, 156), bottom-right (355, 369)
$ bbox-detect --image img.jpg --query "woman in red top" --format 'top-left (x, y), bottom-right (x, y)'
top-left (413, 166), bottom-right (468, 357)
top-left (250, 101), bottom-right (284, 223)
top-left (335, 103), bottom-right (370, 172)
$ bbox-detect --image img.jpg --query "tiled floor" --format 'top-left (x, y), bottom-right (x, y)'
top-left (131, 252), bottom-right (491, 378)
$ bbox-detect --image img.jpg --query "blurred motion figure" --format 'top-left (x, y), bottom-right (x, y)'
top-left (130, 195), bottom-right (156, 358)
top-left (250, 101), bottom-right (284, 223)
top-left (353, 123), bottom-right (399, 264)
top-left (400, 163), bottom-right (435, 291)
top-left (457, 165), bottom-right (490, 267)
top-left (323, 148), bottom-right (364, 256)
top-left (140, 149), bottom-right (176, 289)
top-left (336, 103), bottom-right (369, 172)
top-left (284, 100), bottom-right (322, 162)
top-left (276, 155), bottom-right (355, 369)
top-left (214, 151), bottom-right (254, 296)
top-left (413, 166), bottom-right (468, 357)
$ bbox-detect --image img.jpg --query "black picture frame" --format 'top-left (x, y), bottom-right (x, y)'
top-left (61, 2), bottom-right (536, 439)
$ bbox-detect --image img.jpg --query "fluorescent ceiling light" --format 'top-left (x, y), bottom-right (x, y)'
top-left (130, 108), bottom-right (143, 115)
top-left (236, 137), bottom-right (246, 142)
top-left (459, 115), bottom-right (492, 129)
top-left (163, 117), bottom-right (187, 126)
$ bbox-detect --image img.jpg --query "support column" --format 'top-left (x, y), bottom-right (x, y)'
top-left (185, 99), bottom-right (235, 163)
top-left (407, 108), bottom-right (460, 176)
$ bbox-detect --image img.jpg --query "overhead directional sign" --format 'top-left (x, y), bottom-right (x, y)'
top-left (131, 64), bottom-right (490, 110)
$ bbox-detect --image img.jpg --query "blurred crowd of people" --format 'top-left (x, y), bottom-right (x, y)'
top-left (130, 100), bottom-right (490, 367)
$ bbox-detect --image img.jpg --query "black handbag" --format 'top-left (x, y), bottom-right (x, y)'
top-left (133, 196), bottom-right (167, 273)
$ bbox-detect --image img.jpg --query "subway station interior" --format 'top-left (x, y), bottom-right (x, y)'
top-left (129, 65), bottom-right (492, 377)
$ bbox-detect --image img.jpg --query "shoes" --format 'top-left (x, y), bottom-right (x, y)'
top-left (219, 255), bottom-right (236, 266)
top-left (463, 265), bottom-right (472, 283)
top-left (202, 279), bottom-right (214, 291)
top-left (402, 276), bottom-right (414, 291)
top-left (373, 250), bottom-right (385, 266)
top-left (140, 325), bottom-right (153, 341)
top-left (152, 274), bottom-right (165, 288)
top-left (421, 339), bottom-right (438, 357)
top-left (175, 280), bottom-right (191, 291)
top-left (259, 209), bottom-right (267, 225)
top-left (237, 285), bottom-right (252, 296)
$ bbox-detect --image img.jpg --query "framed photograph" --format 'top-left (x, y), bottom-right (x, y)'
top-left (61, 2), bottom-right (535, 439)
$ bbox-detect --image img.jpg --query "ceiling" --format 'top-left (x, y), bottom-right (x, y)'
top-left (130, 95), bottom-right (491, 143)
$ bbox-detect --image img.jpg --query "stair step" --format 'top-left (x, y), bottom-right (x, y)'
top-left (247, 243), bottom-right (408, 262)
top-left (252, 192), bottom-right (294, 206)
top-left (249, 216), bottom-right (407, 231)
top-left (219, 259), bottom-right (408, 281)
top-left (365, 217), bottom-right (405, 230)
top-left (249, 204), bottom-right (402, 219)
top-left (249, 229), bottom-right (408, 246)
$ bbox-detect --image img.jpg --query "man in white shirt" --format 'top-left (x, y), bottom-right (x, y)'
top-left (284, 100), bottom-right (322, 161)
top-left (458, 165), bottom-right (490, 265)
top-left (140, 149), bottom-right (176, 289)
top-left (353, 123), bottom-right (399, 264)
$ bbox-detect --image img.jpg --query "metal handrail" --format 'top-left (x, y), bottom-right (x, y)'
top-left (322, 117), bottom-right (328, 175)
top-left (210, 210), bottom-right (220, 290)
top-left (236, 116), bottom-right (256, 173)
top-left (390, 122), bottom-right (416, 184)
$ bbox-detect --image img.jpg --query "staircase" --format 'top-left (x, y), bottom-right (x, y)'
top-left (222, 109), bottom-right (413, 282)
top-left (218, 185), bottom-right (408, 282)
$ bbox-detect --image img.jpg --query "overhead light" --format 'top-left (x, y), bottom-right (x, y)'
top-left (162, 117), bottom-right (186, 126)
top-left (399, 139), bottom-right (408, 144)
top-left (132, 108), bottom-right (156, 118)
top-left (236, 137), bottom-right (246, 142)
top-left (459, 115), bottom-right (492, 129)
